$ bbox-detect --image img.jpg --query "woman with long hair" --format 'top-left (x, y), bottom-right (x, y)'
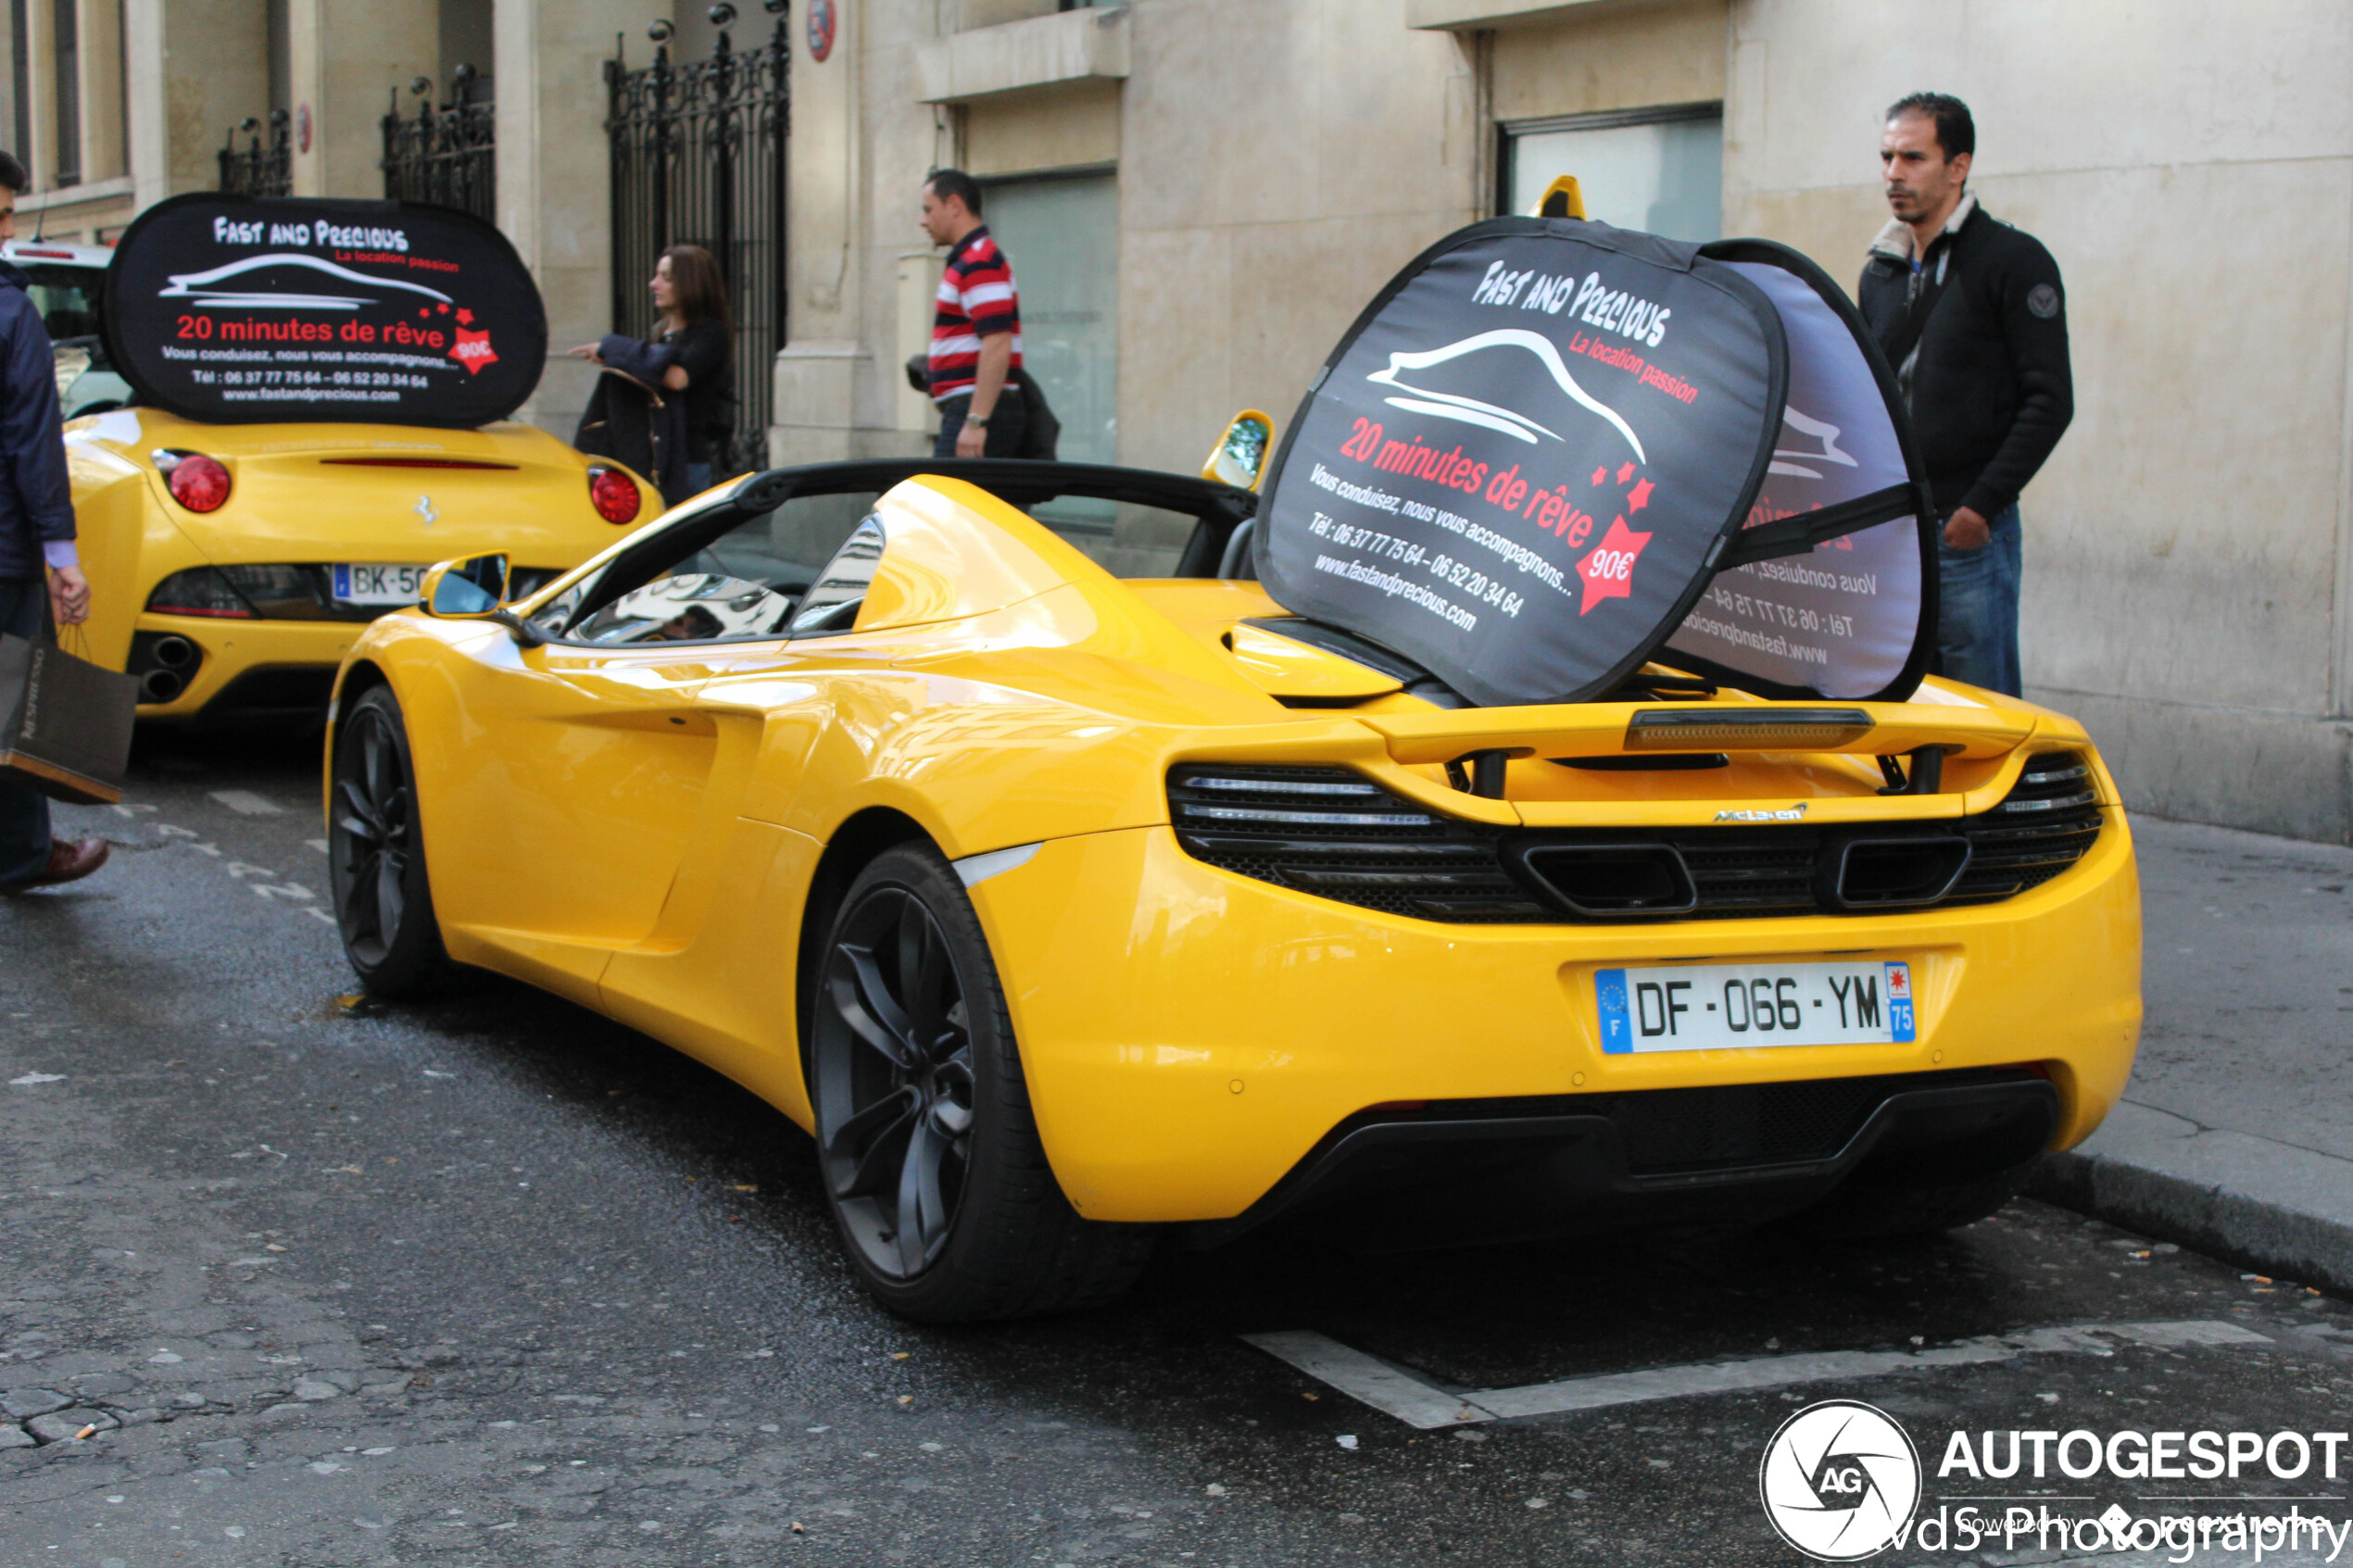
top-left (571, 244), bottom-right (737, 497)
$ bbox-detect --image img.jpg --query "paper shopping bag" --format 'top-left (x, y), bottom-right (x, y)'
top-left (0, 625), bottom-right (137, 805)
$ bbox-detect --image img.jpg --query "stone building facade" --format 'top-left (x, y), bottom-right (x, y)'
top-left (5, 0), bottom-right (2349, 841)
top-left (790, 0), bottom-right (2353, 843)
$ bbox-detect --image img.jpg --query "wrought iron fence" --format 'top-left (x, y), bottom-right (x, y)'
top-left (606, 6), bottom-right (791, 478)
top-left (217, 111), bottom-right (292, 198)
top-left (382, 68), bottom-right (496, 222)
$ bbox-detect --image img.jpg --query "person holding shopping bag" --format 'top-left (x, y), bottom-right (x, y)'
top-left (0, 148), bottom-right (105, 893)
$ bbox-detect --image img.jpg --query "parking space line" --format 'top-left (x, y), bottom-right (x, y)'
top-left (1247, 1320), bottom-right (2272, 1428)
top-left (1242, 1331), bottom-right (1495, 1428)
top-left (208, 790), bottom-right (284, 816)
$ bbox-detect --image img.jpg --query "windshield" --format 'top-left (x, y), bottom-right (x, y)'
top-left (22, 264), bottom-right (106, 342)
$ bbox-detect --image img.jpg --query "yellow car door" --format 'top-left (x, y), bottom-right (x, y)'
top-left (422, 633), bottom-right (743, 995)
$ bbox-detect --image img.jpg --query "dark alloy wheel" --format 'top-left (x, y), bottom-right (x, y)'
top-left (810, 845), bottom-right (1154, 1321)
top-left (818, 878), bottom-right (976, 1277)
top-left (328, 684), bottom-right (458, 998)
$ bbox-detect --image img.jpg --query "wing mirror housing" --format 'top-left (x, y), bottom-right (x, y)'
top-left (1202, 409), bottom-right (1274, 493)
top-left (420, 552), bottom-right (510, 617)
top-left (419, 552), bottom-right (547, 646)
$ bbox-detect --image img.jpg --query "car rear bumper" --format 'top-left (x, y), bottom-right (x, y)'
top-left (1182, 1067), bottom-right (2057, 1248)
top-left (129, 613), bottom-right (367, 721)
top-left (969, 814), bottom-right (2141, 1223)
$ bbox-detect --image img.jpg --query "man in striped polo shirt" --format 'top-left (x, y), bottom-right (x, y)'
top-left (919, 169), bottom-right (1027, 459)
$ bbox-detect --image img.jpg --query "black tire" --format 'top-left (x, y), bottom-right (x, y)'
top-left (1788, 1161), bottom-right (2032, 1242)
top-left (809, 844), bottom-right (1155, 1322)
top-left (328, 684), bottom-right (459, 1000)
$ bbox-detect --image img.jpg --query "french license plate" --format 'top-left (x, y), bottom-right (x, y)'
top-left (332, 563), bottom-right (430, 606)
top-left (1594, 960), bottom-right (1915, 1054)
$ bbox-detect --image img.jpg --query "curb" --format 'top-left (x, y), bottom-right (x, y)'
top-left (2025, 1100), bottom-right (2353, 1297)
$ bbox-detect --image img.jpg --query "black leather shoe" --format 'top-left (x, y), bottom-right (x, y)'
top-left (6, 837), bottom-right (109, 891)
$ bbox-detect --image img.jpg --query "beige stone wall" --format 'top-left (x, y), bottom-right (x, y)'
top-left (287, 0), bottom-right (438, 198)
top-left (496, 0), bottom-right (643, 441)
top-left (126, 0), bottom-right (269, 205)
top-left (1111, 0), bottom-right (1476, 475)
top-left (1491, 0), bottom-right (1726, 124)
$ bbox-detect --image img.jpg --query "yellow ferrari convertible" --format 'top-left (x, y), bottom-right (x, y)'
top-left (325, 220), bottom-right (2140, 1321)
top-left (65, 409), bottom-right (648, 722)
top-left (62, 193), bottom-right (655, 724)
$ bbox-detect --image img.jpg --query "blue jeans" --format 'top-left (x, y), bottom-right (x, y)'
top-left (0, 577), bottom-right (53, 886)
top-left (684, 462), bottom-right (713, 496)
top-left (1935, 502), bottom-right (2022, 697)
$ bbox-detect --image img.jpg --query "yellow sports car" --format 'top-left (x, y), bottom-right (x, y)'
top-left (324, 220), bottom-right (2140, 1322)
top-left (62, 193), bottom-right (654, 723)
top-left (65, 409), bottom-right (649, 721)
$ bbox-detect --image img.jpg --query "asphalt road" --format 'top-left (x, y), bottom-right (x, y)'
top-left (6, 732), bottom-right (2353, 1568)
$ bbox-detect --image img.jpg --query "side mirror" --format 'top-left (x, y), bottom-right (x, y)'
top-left (419, 552), bottom-right (510, 618)
top-left (1535, 175), bottom-right (1586, 220)
top-left (1202, 409), bottom-right (1275, 493)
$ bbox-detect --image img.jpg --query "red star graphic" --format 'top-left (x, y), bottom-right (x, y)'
top-left (437, 302), bottom-right (452, 314)
top-left (1577, 516), bottom-right (1653, 615)
top-left (1617, 462), bottom-right (1636, 484)
top-left (456, 307), bottom-right (475, 325)
top-left (1626, 477), bottom-right (1655, 513)
top-left (1591, 466), bottom-right (1606, 485)
top-left (447, 326), bottom-right (498, 376)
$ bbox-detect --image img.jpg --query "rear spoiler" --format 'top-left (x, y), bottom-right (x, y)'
top-left (1357, 701), bottom-right (2038, 765)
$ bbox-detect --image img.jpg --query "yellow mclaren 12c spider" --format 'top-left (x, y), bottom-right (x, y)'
top-left (325, 219), bottom-right (2141, 1321)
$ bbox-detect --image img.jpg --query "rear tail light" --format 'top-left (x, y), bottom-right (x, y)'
top-left (1167, 765), bottom-right (1546, 921)
top-left (588, 466), bottom-right (640, 524)
top-left (145, 568), bottom-right (256, 619)
top-left (153, 449), bottom-right (232, 513)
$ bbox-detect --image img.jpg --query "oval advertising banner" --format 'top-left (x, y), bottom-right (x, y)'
top-left (100, 194), bottom-right (547, 429)
top-left (1255, 218), bottom-right (1787, 709)
top-left (1666, 242), bottom-right (1934, 703)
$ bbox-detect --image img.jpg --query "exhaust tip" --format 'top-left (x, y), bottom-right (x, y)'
top-left (140, 668), bottom-right (185, 704)
top-left (152, 634), bottom-right (196, 670)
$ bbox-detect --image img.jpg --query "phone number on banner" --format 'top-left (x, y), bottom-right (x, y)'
top-left (1309, 514), bottom-right (1526, 619)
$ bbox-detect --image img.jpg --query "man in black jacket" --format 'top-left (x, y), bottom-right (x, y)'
top-left (0, 149), bottom-right (105, 892)
top-left (1858, 93), bottom-right (2071, 697)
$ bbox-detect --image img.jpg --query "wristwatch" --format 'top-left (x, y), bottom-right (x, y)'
top-left (966, 414), bottom-right (990, 429)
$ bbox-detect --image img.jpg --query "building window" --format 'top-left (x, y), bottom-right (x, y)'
top-left (50, 0), bottom-right (76, 184)
top-left (979, 169), bottom-right (1118, 518)
top-left (1500, 103), bottom-right (1722, 242)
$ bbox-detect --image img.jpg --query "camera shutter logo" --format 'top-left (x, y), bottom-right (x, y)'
top-left (1758, 1399), bottom-right (1921, 1562)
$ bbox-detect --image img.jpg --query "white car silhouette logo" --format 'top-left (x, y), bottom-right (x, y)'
top-left (158, 254), bottom-right (454, 312)
top-left (1366, 328), bottom-right (1646, 462)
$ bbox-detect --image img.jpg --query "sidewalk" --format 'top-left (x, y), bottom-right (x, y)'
top-left (2027, 815), bottom-right (2353, 1289)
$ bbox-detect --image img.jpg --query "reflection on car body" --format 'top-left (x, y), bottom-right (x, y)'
top-left (572, 573), bottom-right (797, 646)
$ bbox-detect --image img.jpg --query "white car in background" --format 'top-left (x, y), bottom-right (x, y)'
top-left (4, 237), bottom-right (131, 419)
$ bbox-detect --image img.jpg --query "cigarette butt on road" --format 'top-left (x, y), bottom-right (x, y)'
top-left (74, 1425), bottom-right (95, 1440)
top-left (790, 1521), bottom-right (805, 1534)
